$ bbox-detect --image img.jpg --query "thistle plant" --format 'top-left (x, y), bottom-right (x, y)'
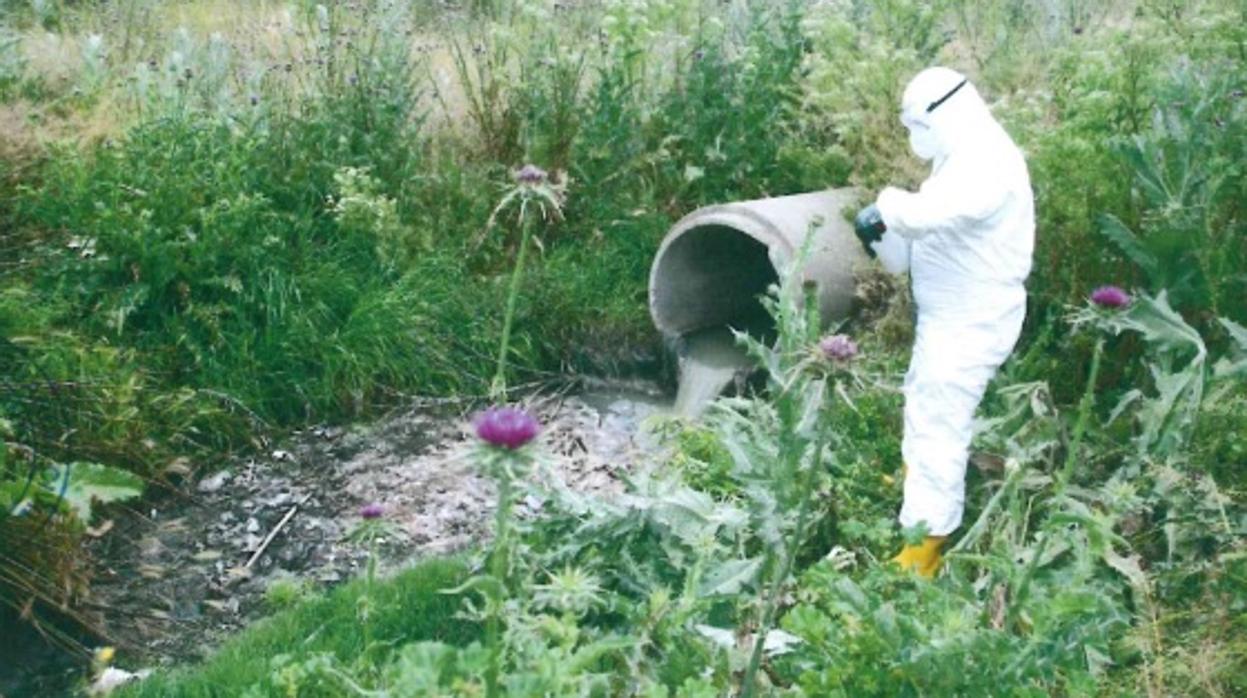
top-left (707, 217), bottom-right (859, 697)
top-left (818, 333), bottom-right (859, 362)
top-left (1070, 286), bottom-right (1209, 461)
top-left (346, 502), bottom-right (398, 671)
top-left (486, 165), bottom-right (566, 401)
top-left (1089, 285), bottom-right (1131, 309)
top-left (456, 405), bottom-right (542, 698)
top-left (953, 285), bottom-right (1136, 626)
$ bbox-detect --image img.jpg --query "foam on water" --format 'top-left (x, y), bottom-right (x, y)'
top-left (672, 326), bottom-right (755, 418)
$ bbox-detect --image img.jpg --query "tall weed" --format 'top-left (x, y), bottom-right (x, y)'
top-left (1096, 65), bottom-right (1246, 326)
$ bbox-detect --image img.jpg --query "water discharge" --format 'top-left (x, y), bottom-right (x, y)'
top-left (672, 326), bottom-right (756, 418)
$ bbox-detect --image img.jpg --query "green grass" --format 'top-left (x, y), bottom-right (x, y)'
top-left (119, 557), bottom-right (476, 697)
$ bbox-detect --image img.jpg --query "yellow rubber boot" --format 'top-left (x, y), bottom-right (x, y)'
top-left (892, 536), bottom-right (946, 579)
top-left (881, 463), bottom-right (907, 487)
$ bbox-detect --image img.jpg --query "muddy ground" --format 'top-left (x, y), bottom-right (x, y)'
top-left (1, 379), bottom-right (672, 696)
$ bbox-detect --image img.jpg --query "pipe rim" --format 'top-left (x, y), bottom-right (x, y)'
top-left (648, 205), bottom-right (797, 337)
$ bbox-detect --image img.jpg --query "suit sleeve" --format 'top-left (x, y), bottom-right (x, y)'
top-left (875, 158), bottom-right (1010, 240)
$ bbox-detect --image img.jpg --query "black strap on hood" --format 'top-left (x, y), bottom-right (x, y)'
top-left (926, 78), bottom-right (968, 114)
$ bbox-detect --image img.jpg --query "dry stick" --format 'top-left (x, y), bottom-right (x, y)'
top-left (245, 504), bottom-right (300, 569)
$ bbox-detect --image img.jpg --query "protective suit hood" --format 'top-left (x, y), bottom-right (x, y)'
top-left (900, 67), bottom-right (1000, 163)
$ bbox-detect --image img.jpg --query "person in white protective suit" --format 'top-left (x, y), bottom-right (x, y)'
top-left (853, 67), bottom-right (1035, 578)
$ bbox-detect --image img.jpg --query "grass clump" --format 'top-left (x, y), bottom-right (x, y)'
top-left (119, 557), bottom-right (474, 698)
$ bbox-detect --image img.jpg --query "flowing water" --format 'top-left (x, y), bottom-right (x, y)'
top-left (672, 326), bottom-right (756, 417)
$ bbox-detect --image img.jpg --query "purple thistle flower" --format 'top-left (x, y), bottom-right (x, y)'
top-left (1090, 285), bottom-right (1131, 309)
top-left (473, 406), bottom-right (540, 450)
top-left (249, 94), bottom-right (259, 106)
top-left (360, 503), bottom-right (384, 519)
top-left (515, 164), bottom-right (548, 186)
top-left (819, 334), bottom-right (859, 362)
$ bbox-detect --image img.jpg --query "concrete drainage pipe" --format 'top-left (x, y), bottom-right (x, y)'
top-left (648, 188), bottom-right (867, 343)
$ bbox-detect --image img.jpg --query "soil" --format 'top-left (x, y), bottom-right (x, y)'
top-left (0, 379), bottom-right (671, 697)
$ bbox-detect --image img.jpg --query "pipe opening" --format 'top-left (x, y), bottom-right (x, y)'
top-left (651, 224), bottom-right (779, 342)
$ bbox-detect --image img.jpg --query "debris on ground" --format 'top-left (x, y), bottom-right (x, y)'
top-left (82, 382), bottom-right (670, 668)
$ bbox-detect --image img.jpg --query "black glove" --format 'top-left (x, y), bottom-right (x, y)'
top-left (854, 204), bottom-right (886, 258)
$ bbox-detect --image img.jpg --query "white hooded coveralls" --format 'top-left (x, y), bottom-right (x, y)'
top-left (873, 67), bottom-right (1035, 536)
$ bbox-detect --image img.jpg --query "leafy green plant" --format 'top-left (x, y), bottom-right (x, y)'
top-left (330, 166), bottom-right (424, 273)
top-left (1095, 64), bottom-right (1246, 326)
top-left (34, 461), bottom-right (143, 523)
top-left (785, 367), bottom-right (1117, 693)
top-left (1065, 290), bottom-right (1247, 694)
top-left (707, 224), bottom-right (852, 696)
top-left (651, 2), bottom-right (815, 204)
